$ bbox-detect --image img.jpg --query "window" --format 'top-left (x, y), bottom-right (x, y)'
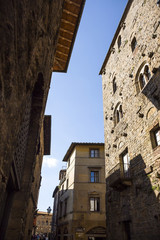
top-left (90, 149), bottom-right (99, 158)
top-left (139, 73), bottom-right (146, 90)
top-left (150, 125), bottom-right (160, 148)
top-left (90, 171), bottom-right (99, 182)
top-left (136, 63), bottom-right (152, 93)
top-left (90, 197), bottom-right (100, 212)
top-left (114, 104), bottom-right (123, 125)
top-left (113, 77), bottom-right (117, 94)
top-left (131, 37), bottom-right (137, 52)
top-left (121, 149), bottom-right (130, 178)
top-left (155, 128), bottom-right (160, 146)
top-left (144, 65), bottom-right (151, 81)
top-left (117, 35), bottom-right (121, 48)
top-left (138, 64), bottom-right (151, 91)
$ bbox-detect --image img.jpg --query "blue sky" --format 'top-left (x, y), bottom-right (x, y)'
top-left (38, 0), bottom-right (128, 212)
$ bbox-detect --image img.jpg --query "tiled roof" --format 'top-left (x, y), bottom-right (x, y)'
top-left (63, 142), bottom-right (104, 162)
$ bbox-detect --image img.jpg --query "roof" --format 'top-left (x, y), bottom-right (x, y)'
top-left (99, 0), bottom-right (133, 75)
top-left (37, 211), bottom-right (52, 216)
top-left (52, 0), bottom-right (86, 72)
top-left (63, 142), bottom-right (104, 162)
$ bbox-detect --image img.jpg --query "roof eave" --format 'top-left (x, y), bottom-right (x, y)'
top-left (52, 0), bottom-right (86, 73)
top-left (63, 142), bottom-right (104, 162)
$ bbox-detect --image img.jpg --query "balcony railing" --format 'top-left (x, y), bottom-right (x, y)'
top-left (107, 163), bottom-right (132, 191)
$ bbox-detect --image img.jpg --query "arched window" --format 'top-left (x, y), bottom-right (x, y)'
top-left (144, 65), bottom-right (151, 81)
top-left (139, 73), bottom-right (146, 90)
top-left (131, 37), bottom-right (137, 52)
top-left (117, 35), bottom-right (121, 49)
top-left (138, 64), bottom-right (151, 91)
top-left (113, 77), bottom-right (117, 94)
top-left (114, 104), bottom-right (123, 126)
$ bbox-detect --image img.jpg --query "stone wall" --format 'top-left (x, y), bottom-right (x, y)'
top-left (0, 0), bottom-right (64, 239)
top-left (101, 0), bottom-right (160, 239)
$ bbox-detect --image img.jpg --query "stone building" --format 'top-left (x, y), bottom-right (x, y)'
top-left (52, 143), bottom-right (106, 240)
top-left (0, 1), bottom-right (85, 239)
top-left (35, 211), bottom-right (52, 236)
top-left (100, 0), bottom-right (160, 239)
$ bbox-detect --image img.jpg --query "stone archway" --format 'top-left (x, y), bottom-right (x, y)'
top-left (86, 226), bottom-right (106, 240)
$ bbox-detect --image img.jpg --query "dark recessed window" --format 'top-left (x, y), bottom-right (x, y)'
top-left (66, 179), bottom-right (69, 189)
top-left (131, 37), bottom-right (137, 52)
top-left (113, 77), bottom-right (117, 94)
top-left (118, 35), bottom-right (121, 48)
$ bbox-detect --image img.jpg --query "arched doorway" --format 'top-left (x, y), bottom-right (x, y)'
top-left (86, 226), bottom-right (106, 240)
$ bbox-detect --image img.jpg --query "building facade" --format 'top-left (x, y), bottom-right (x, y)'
top-left (35, 211), bottom-right (52, 237)
top-left (52, 143), bottom-right (106, 240)
top-left (100, 0), bottom-right (160, 239)
top-left (0, 1), bottom-right (85, 239)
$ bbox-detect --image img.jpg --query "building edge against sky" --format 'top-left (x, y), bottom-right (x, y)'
top-left (100, 0), bottom-right (160, 239)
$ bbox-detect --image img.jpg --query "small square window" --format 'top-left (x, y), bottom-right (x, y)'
top-left (90, 149), bottom-right (99, 158)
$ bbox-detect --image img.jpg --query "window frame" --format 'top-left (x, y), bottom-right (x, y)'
top-left (150, 124), bottom-right (160, 149)
top-left (90, 149), bottom-right (99, 158)
top-left (113, 77), bottom-right (117, 94)
top-left (138, 63), bottom-right (152, 92)
top-left (131, 37), bottom-right (137, 52)
top-left (90, 171), bottom-right (99, 183)
top-left (89, 197), bottom-right (100, 212)
top-left (114, 104), bottom-right (123, 126)
top-left (120, 148), bottom-right (130, 178)
top-left (117, 35), bottom-right (121, 49)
